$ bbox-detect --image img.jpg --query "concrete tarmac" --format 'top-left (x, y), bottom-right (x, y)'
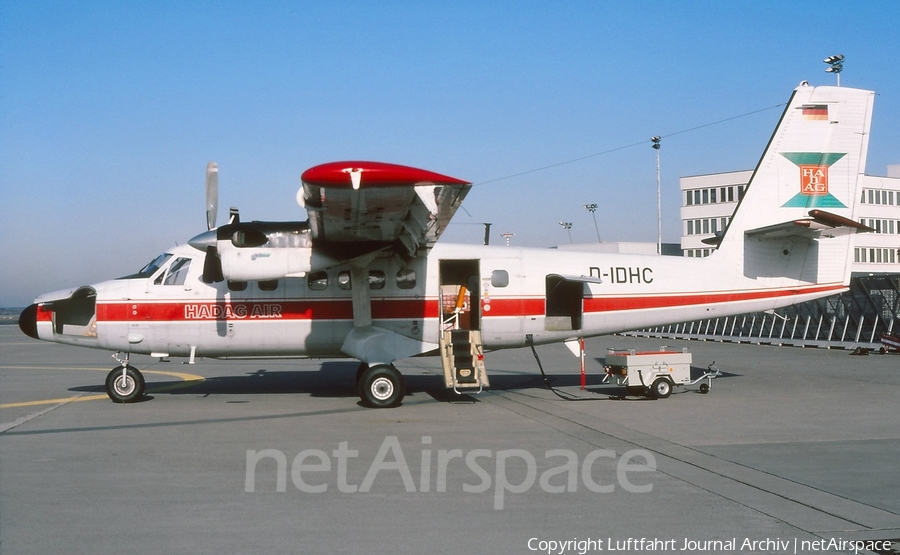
top-left (2, 324), bottom-right (900, 554)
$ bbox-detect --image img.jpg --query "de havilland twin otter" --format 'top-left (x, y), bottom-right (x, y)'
top-left (19, 83), bottom-right (876, 408)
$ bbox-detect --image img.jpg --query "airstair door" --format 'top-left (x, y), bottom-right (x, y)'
top-left (438, 260), bottom-right (489, 393)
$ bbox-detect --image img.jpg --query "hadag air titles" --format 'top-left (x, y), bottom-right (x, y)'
top-left (19, 82), bottom-right (876, 408)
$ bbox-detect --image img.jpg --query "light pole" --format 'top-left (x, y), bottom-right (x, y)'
top-left (584, 203), bottom-right (600, 242)
top-left (559, 222), bottom-right (573, 244)
top-left (651, 136), bottom-right (661, 255)
top-left (824, 54), bottom-right (844, 87)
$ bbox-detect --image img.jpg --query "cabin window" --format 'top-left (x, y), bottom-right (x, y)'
top-left (368, 270), bottom-right (385, 290)
top-left (308, 271), bottom-right (328, 290)
top-left (337, 270), bottom-right (388, 290)
top-left (259, 280), bottom-right (278, 291)
top-left (396, 269), bottom-right (416, 289)
top-left (491, 270), bottom-right (509, 288)
top-left (338, 271), bottom-right (352, 290)
top-left (228, 281), bottom-right (247, 292)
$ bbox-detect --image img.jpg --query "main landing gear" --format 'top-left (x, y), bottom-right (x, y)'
top-left (105, 354), bottom-right (146, 403)
top-left (356, 363), bottom-right (405, 408)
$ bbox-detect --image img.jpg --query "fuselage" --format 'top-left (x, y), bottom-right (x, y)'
top-left (20, 240), bottom-right (845, 361)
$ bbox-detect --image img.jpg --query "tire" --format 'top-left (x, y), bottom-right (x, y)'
top-left (699, 383), bottom-right (710, 394)
top-left (105, 365), bottom-right (145, 403)
top-left (357, 364), bottom-right (405, 408)
top-left (650, 378), bottom-right (672, 399)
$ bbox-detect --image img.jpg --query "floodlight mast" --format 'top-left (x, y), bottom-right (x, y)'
top-left (824, 54), bottom-right (844, 86)
top-left (651, 136), bottom-right (662, 255)
top-left (584, 203), bottom-right (601, 242)
top-left (559, 221), bottom-right (573, 244)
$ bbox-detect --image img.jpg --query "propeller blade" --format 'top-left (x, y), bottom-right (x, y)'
top-left (206, 162), bottom-right (219, 230)
top-left (201, 245), bottom-right (224, 284)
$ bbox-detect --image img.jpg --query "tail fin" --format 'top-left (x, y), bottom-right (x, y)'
top-left (714, 83), bottom-right (875, 288)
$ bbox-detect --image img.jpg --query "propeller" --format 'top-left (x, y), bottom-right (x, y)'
top-left (206, 162), bottom-right (218, 230)
top-left (201, 162), bottom-right (224, 283)
top-left (202, 245), bottom-right (224, 284)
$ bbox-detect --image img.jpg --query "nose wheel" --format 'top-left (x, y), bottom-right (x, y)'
top-left (105, 364), bottom-right (146, 403)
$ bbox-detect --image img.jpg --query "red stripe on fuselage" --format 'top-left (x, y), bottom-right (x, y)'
top-left (93, 284), bottom-right (844, 323)
top-left (583, 283), bottom-right (846, 312)
top-left (96, 299), bottom-right (440, 322)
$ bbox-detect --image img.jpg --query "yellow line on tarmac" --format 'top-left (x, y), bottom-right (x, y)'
top-left (0, 368), bottom-right (206, 409)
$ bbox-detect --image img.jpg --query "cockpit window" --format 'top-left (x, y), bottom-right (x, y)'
top-left (119, 253), bottom-right (172, 280)
top-left (154, 257), bottom-right (192, 286)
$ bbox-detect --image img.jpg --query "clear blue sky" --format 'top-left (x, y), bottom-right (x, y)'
top-left (2, 1), bottom-right (898, 307)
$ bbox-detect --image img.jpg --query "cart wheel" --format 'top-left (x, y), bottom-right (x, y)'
top-left (650, 378), bottom-right (672, 399)
top-left (880, 347), bottom-right (886, 355)
top-left (699, 383), bottom-right (710, 394)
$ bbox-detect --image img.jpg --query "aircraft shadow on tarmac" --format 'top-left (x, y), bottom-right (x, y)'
top-left (67, 360), bottom-right (740, 405)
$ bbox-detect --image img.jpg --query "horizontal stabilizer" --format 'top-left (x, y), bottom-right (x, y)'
top-left (745, 210), bottom-right (873, 240)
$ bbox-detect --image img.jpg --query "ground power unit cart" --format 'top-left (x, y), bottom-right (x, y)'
top-left (603, 347), bottom-right (719, 398)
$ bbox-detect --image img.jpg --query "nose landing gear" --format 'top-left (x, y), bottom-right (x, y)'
top-left (105, 354), bottom-right (146, 403)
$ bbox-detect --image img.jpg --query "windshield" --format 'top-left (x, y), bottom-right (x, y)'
top-left (118, 253), bottom-right (173, 280)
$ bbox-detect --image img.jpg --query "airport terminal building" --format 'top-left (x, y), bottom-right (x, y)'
top-left (637, 165), bottom-right (900, 348)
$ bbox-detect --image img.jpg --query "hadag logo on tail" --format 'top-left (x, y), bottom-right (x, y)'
top-left (780, 152), bottom-right (848, 208)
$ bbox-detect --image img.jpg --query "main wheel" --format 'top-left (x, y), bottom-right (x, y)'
top-left (105, 365), bottom-right (145, 403)
top-left (357, 364), bottom-right (405, 408)
top-left (650, 377), bottom-right (672, 399)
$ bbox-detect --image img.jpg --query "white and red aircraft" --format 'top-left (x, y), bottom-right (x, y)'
top-left (19, 83), bottom-right (875, 407)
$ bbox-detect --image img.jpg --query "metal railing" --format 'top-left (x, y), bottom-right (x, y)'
top-left (624, 275), bottom-right (900, 349)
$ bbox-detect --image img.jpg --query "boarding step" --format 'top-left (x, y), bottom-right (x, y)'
top-left (440, 329), bottom-right (489, 393)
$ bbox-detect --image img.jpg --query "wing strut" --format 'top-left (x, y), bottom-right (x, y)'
top-left (339, 255), bottom-right (438, 366)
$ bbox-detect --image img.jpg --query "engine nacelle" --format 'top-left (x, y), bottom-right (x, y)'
top-left (217, 244), bottom-right (337, 281)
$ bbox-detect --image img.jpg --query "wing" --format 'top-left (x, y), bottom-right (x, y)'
top-left (300, 161), bottom-right (471, 258)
